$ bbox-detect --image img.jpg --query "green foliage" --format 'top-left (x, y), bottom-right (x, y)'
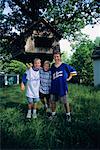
top-left (70, 38), bottom-right (94, 85)
top-left (0, 0), bottom-right (99, 42)
top-left (94, 37), bottom-right (100, 47)
top-left (45, 0), bottom-right (99, 39)
top-left (8, 60), bottom-right (26, 74)
top-left (0, 84), bottom-right (100, 149)
top-left (0, 59), bottom-right (26, 81)
top-left (0, 0), bottom-right (99, 65)
top-left (7, 60), bottom-right (26, 80)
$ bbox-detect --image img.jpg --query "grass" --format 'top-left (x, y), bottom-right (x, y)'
top-left (0, 84), bottom-right (100, 150)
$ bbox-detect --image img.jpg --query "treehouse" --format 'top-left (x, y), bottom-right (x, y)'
top-left (11, 19), bottom-right (62, 64)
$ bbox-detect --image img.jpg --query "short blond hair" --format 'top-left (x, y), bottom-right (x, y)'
top-left (34, 58), bottom-right (41, 63)
top-left (44, 60), bottom-right (50, 67)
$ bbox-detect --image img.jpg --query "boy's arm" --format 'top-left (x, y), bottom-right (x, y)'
top-left (20, 73), bottom-right (27, 91)
top-left (20, 82), bottom-right (25, 91)
top-left (65, 64), bottom-right (77, 81)
top-left (66, 73), bottom-right (73, 81)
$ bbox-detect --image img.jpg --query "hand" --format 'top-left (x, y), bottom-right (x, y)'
top-left (20, 82), bottom-right (25, 91)
top-left (26, 63), bottom-right (33, 69)
top-left (66, 74), bottom-right (72, 81)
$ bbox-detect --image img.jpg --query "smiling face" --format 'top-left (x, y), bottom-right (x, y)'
top-left (53, 53), bottom-right (61, 64)
top-left (34, 59), bottom-right (41, 69)
top-left (43, 61), bottom-right (50, 71)
top-left (44, 63), bottom-right (50, 71)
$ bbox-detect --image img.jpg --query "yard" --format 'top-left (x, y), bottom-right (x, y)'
top-left (0, 84), bottom-right (100, 149)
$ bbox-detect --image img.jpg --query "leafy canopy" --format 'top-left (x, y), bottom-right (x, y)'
top-left (0, 0), bottom-right (99, 40)
top-left (0, 0), bottom-right (99, 64)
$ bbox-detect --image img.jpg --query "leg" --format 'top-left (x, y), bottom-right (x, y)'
top-left (26, 97), bottom-right (33, 118)
top-left (45, 94), bottom-right (51, 112)
top-left (64, 102), bottom-right (70, 113)
top-left (33, 103), bottom-right (37, 110)
top-left (32, 98), bottom-right (40, 119)
top-left (50, 94), bottom-right (56, 116)
top-left (40, 92), bottom-right (47, 108)
top-left (46, 94), bottom-right (50, 108)
top-left (41, 98), bottom-right (46, 105)
top-left (32, 103), bottom-right (37, 119)
top-left (51, 101), bottom-right (56, 113)
top-left (62, 95), bottom-right (71, 122)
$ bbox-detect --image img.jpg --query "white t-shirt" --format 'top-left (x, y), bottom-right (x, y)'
top-left (26, 68), bottom-right (40, 98)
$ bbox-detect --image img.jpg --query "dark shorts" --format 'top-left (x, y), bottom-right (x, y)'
top-left (50, 93), bottom-right (68, 104)
top-left (39, 92), bottom-right (50, 102)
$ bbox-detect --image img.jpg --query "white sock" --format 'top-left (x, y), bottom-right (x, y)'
top-left (28, 109), bottom-right (31, 114)
top-left (33, 109), bottom-right (36, 114)
top-left (66, 112), bottom-right (70, 116)
top-left (52, 112), bottom-right (56, 116)
top-left (45, 104), bottom-right (48, 108)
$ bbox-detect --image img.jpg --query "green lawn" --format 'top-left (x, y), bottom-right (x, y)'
top-left (0, 84), bottom-right (100, 149)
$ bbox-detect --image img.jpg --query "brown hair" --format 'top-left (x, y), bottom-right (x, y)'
top-left (53, 50), bottom-right (61, 56)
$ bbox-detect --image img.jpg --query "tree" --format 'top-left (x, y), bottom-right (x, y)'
top-left (0, 0), bottom-right (99, 67)
top-left (70, 37), bottom-right (94, 85)
top-left (0, 0), bottom-right (99, 42)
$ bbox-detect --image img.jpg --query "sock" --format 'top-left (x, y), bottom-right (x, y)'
top-left (66, 112), bottom-right (70, 116)
top-left (28, 109), bottom-right (31, 114)
top-left (52, 112), bottom-right (56, 116)
top-left (33, 109), bottom-right (36, 114)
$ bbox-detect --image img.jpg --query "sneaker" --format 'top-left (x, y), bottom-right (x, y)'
top-left (26, 113), bottom-right (31, 119)
top-left (32, 113), bottom-right (37, 119)
top-left (66, 115), bottom-right (71, 122)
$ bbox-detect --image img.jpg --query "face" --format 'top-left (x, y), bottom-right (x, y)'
top-left (43, 64), bottom-right (50, 71)
top-left (34, 60), bottom-right (41, 69)
top-left (53, 53), bottom-right (61, 64)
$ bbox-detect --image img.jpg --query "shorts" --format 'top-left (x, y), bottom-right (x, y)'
top-left (50, 93), bottom-right (68, 104)
top-left (27, 97), bottom-right (40, 104)
top-left (39, 92), bottom-right (50, 102)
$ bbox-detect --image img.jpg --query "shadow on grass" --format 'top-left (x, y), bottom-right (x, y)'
top-left (1, 101), bottom-right (27, 115)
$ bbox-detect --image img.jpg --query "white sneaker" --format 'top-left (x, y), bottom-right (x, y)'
top-left (32, 113), bottom-right (37, 119)
top-left (26, 113), bottom-right (31, 119)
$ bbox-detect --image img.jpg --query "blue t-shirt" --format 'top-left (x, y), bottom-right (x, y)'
top-left (50, 63), bottom-right (77, 96)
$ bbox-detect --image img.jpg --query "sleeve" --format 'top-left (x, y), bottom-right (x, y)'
top-left (65, 64), bottom-right (77, 76)
top-left (22, 73), bottom-right (27, 85)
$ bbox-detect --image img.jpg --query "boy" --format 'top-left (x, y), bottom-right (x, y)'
top-left (39, 61), bottom-right (51, 112)
top-left (21, 58), bottom-right (41, 119)
top-left (50, 50), bottom-right (77, 121)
